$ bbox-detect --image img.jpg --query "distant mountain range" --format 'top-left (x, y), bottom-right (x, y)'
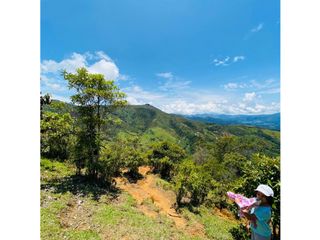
top-left (181, 113), bottom-right (280, 131)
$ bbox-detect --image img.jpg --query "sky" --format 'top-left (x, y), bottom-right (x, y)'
top-left (41, 0), bottom-right (280, 115)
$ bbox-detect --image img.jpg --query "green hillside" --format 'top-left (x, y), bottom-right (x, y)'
top-left (44, 101), bottom-right (280, 156)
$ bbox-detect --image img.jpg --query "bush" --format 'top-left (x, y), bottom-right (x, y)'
top-left (41, 112), bottom-right (75, 160)
top-left (173, 159), bottom-right (212, 207)
top-left (148, 141), bottom-right (186, 180)
top-left (229, 223), bottom-right (250, 240)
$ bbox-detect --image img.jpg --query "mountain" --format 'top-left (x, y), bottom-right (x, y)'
top-left (181, 113), bottom-right (280, 131)
top-left (44, 101), bottom-right (280, 156)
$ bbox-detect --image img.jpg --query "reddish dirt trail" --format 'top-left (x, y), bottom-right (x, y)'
top-left (114, 166), bottom-right (206, 237)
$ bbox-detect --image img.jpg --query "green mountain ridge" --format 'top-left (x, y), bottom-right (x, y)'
top-left (44, 101), bottom-right (280, 156)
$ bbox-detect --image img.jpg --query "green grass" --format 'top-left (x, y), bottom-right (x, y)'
top-left (141, 127), bottom-right (178, 146)
top-left (181, 207), bottom-right (238, 240)
top-left (93, 192), bottom-right (197, 240)
top-left (155, 177), bottom-right (175, 191)
top-left (41, 158), bottom-right (75, 182)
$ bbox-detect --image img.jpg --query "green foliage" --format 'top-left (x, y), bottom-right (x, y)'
top-left (63, 67), bottom-right (127, 180)
top-left (173, 159), bottom-right (212, 207)
top-left (40, 93), bottom-right (52, 119)
top-left (98, 136), bottom-right (146, 182)
top-left (118, 136), bottom-right (146, 177)
top-left (148, 141), bottom-right (186, 180)
top-left (41, 111), bottom-right (75, 160)
top-left (229, 223), bottom-right (250, 240)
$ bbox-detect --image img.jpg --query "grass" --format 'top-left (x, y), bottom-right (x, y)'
top-left (181, 207), bottom-right (238, 240)
top-left (93, 192), bottom-right (200, 240)
top-left (141, 127), bottom-right (178, 146)
top-left (155, 178), bottom-right (175, 191)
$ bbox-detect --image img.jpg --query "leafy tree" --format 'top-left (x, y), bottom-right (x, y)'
top-left (40, 93), bottom-right (52, 119)
top-left (96, 141), bottom-right (124, 184)
top-left (148, 141), bottom-right (186, 180)
top-left (41, 111), bottom-right (75, 160)
top-left (212, 134), bottom-right (236, 162)
top-left (222, 152), bottom-right (247, 180)
top-left (173, 159), bottom-right (212, 207)
top-left (120, 136), bottom-right (146, 178)
top-left (63, 67), bottom-right (127, 180)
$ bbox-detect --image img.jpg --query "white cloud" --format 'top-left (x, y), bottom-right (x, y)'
top-left (41, 51), bottom-right (125, 81)
top-left (121, 83), bottom-right (279, 115)
top-left (161, 100), bottom-right (223, 115)
top-left (156, 72), bottom-right (173, 80)
top-left (41, 75), bottom-right (66, 92)
top-left (123, 85), bottom-right (163, 105)
top-left (41, 52), bottom-right (87, 74)
top-left (88, 59), bottom-right (119, 80)
top-left (212, 56), bottom-right (230, 66)
top-left (212, 55), bottom-right (245, 67)
top-left (243, 92), bottom-right (256, 102)
top-left (224, 83), bottom-right (238, 89)
top-left (251, 23), bottom-right (264, 33)
top-left (159, 80), bottom-right (191, 91)
top-left (233, 56), bottom-right (245, 62)
top-left (224, 82), bottom-right (248, 90)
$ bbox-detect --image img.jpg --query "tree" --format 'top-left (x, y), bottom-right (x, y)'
top-left (40, 93), bottom-right (52, 119)
top-left (41, 111), bottom-right (74, 160)
top-left (148, 141), bottom-right (186, 180)
top-left (63, 67), bottom-right (127, 180)
top-left (173, 159), bottom-right (212, 207)
top-left (120, 136), bottom-right (146, 178)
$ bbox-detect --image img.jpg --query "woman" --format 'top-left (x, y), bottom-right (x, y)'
top-left (241, 184), bottom-right (274, 240)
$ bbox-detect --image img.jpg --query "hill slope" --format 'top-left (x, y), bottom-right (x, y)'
top-left (41, 159), bottom-right (238, 240)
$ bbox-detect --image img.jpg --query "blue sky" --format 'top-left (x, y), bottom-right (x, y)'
top-left (41, 0), bottom-right (280, 115)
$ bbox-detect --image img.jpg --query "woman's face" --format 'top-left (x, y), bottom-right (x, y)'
top-left (256, 191), bottom-right (266, 200)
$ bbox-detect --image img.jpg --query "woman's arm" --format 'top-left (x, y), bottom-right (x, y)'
top-left (241, 209), bottom-right (257, 221)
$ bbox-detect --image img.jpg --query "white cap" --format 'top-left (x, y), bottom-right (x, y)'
top-left (255, 184), bottom-right (274, 197)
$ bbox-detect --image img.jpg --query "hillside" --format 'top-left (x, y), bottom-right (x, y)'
top-left (182, 113), bottom-right (280, 131)
top-left (41, 159), bottom-right (239, 240)
top-left (44, 101), bottom-right (280, 156)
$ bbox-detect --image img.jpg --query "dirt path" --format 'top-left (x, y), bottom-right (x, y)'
top-left (114, 166), bottom-right (206, 237)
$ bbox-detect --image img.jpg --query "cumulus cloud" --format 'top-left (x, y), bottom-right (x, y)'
top-left (243, 92), bottom-right (256, 102)
top-left (251, 23), bottom-right (264, 33)
top-left (88, 59), bottom-right (119, 80)
top-left (41, 53), bottom-right (87, 74)
top-left (41, 51), bottom-right (125, 80)
top-left (41, 51), bottom-right (129, 96)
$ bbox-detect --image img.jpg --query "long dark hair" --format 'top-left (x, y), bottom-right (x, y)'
top-left (266, 196), bottom-right (274, 206)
